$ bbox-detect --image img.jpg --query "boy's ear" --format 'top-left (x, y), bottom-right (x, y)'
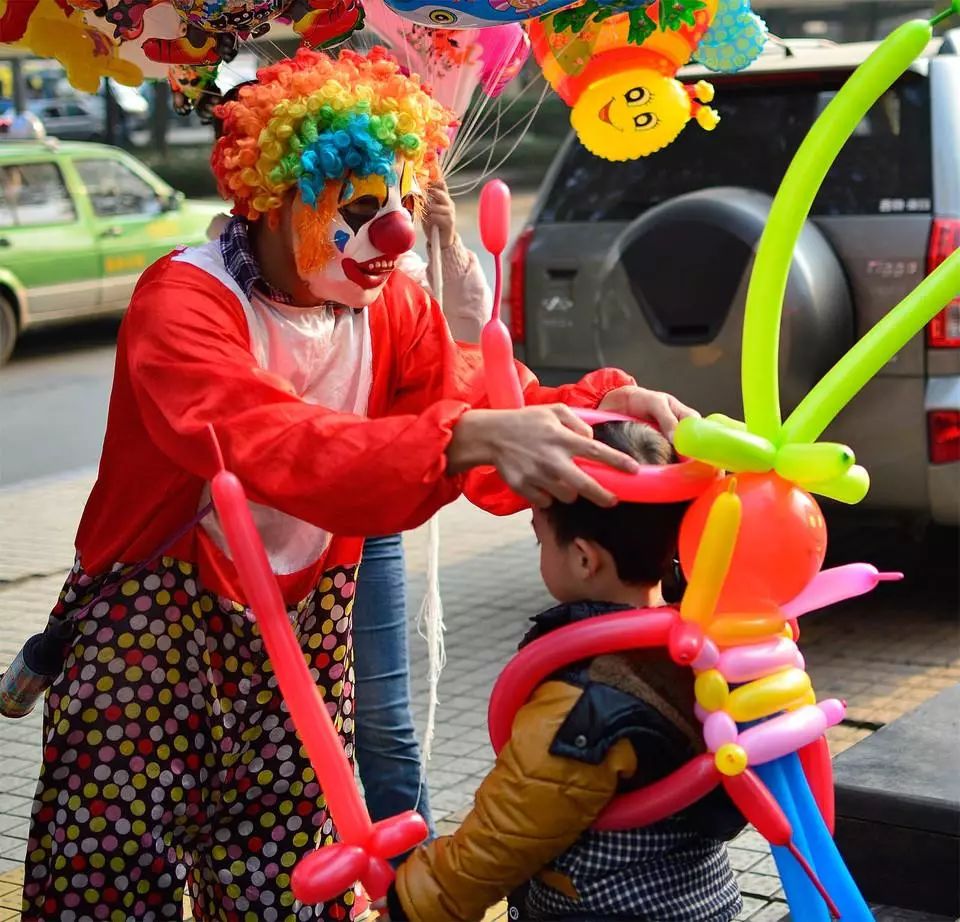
top-left (570, 537), bottom-right (603, 579)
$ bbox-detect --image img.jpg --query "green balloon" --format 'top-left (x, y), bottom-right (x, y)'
top-left (783, 249), bottom-right (960, 443)
top-left (741, 17), bottom-right (936, 443)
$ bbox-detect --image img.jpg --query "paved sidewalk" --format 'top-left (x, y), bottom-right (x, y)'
top-left (1, 469), bottom-right (958, 921)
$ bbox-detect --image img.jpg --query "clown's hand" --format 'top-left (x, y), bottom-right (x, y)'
top-left (599, 387), bottom-right (699, 442)
top-left (424, 179), bottom-right (456, 249)
top-left (370, 896), bottom-right (391, 919)
top-left (448, 405), bottom-right (641, 508)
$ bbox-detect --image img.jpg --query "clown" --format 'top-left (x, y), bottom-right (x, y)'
top-left (18, 46), bottom-right (695, 922)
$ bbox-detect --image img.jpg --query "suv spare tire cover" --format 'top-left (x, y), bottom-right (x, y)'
top-left (592, 187), bottom-right (853, 420)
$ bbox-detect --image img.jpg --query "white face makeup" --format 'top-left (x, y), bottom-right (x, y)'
top-left (294, 157), bottom-right (420, 307)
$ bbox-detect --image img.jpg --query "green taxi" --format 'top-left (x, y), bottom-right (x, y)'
top-left (0, 139), bottom-right (224, 364)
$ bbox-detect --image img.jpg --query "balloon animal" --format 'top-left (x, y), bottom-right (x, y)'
top-left (0, 0), bottom-right (143, 92)
top-left (486, 5), bottom-right (960, 920)
top-left (529, 0), bottom-right (767, 160)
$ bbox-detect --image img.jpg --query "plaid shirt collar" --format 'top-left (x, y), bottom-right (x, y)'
top-left (219, 216), bottom-right (294, 305)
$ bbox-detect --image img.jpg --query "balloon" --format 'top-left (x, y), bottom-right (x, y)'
top-left (679, 474), bottom-right (827, 610)
top-left (206, 430), bottom-right (428, 903)
top-left (737, 704), bottom-right (831, 766)
top-left (680, 484), bottom-right (741, 625)
top-left (773, 442), bottom-right (854, 484)
top-left (703, 711), bottom-right (737, 752)
top-left (715, 636), bottom-right (803, 684)
top-left (782, 563), bottom-right (904, 618)
top-left (574, 458), bottom-right (722, 503)
top-left (722, 768), bottom-right (792, 846)
top-left (594, 753), bottom-right (721, 831)
top-left (379, 0), bottom-right (583, 29)
top-left (798, 735), bottom-right (835, 834)
top-left (3, 0), bottom-right (144, 93)
top-left (693, 669), bottom-right (729, 713)
top-left (479, 178), bottom-right (511, 255)
top-left (726, 667), bottom-right (813, 723)
top-left (528, 0), bottom-right (731, 161)
top-left (741, 16), bottom-right (943, 442)
top-left (708, 610), bottom-right (785, 646)
top-left (780, 754), bottom-right (873, 921)
top-left (171, 0), bottom-right (285, 34)
top-left (474, 22), bottom-right (529, 96)
top-left (674, 415), bottom-right (776, 473)
top-left (289, 0), bottom-right (365, 48)
top-left (487, 608), bottom-right (675, 752)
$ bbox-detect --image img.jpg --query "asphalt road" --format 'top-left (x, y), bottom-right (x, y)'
top-left (0, 196), bottom-right (535, 488)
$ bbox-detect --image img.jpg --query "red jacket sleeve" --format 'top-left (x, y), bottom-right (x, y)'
top-left (124, 260), bottom-right (470, 538)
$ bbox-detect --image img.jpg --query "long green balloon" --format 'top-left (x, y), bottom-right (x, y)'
top-left (783, 248), bottom-right (960, 443)
top-left (741, 17), bottom-right (936, 443)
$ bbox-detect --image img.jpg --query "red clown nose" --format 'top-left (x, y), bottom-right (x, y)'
top-left (368, 210), bottom-right (416, 258)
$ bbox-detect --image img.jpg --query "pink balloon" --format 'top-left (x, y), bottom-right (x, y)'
top-left (481, 319), bottom-right (524, 409)
top-left (739, 705), bottom-right (828, 766)
top-left (703, 711), bottom-right (738, 752)
top-left (690, 639), bottom-right (719, 671)
top-left (475, 24), bottom-right (530, 97)
top-left (782, 563), bottom-right (903, 618)
top-left (715, 637), bottom-right (804, 684)
top-left (479, 179), bottom-right (511, 256)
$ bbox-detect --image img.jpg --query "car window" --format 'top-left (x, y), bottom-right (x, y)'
top-left (0, 162), bottom-right (77, 228)
top-left (74, 158), bottom-right (162, 218)
top-left (540, 73), bottom-right (932, 222)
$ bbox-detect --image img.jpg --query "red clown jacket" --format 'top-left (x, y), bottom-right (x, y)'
top-left (74, 247), bottom-right (634, 606)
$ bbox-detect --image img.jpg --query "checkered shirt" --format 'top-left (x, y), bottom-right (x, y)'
top-left (218, 216), bottom-right (294, 304)
top-left (525, 821), bottom-right (742, 921)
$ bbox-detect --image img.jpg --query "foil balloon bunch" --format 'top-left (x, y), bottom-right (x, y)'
top-left (0, 0), bottom-right (364, 92)
top-left (529, 0), bottom-right (767, 160)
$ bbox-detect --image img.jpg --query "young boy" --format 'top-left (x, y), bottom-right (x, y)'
top-left (383, 422), bottom-right (745, 921)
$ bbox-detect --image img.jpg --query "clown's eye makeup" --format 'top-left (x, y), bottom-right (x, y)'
top-left (624, 86), bottom-right (651, 106)
top-left (339, 195), bottom-right (382, 234)
top-left (633, 112), bottom-right (658, 130)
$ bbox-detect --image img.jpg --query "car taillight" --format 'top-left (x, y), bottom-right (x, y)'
top-left (506, 227), bottom-right (533, 345)
top-left (928, 410), bottom-right (960, 464)
top-left (926, 219), bottom-right (960, 348)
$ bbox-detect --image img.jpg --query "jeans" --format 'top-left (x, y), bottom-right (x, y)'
top-left (353, 533), bottom-right (435, 847)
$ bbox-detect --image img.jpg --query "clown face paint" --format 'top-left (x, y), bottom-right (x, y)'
top-left (293, 157), bottom-right (420, 307)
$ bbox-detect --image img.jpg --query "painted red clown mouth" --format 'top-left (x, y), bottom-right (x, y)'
top-left (342, 256), bottom-right (398, 290)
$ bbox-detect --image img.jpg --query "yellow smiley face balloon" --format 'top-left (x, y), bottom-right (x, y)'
top-left (572, 71), bottom-right (720, 161)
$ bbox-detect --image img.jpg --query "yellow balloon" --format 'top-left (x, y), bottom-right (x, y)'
top-left (726, 667), bottom-right (812, 722)
top-left (715, 743), bottom-right (748, 777)
top-left (708, 612), bottom-right (785, 646)
top-left (694, 669), bottom-right (729, 713)
top-left (681, 486), bottom-right (741, 626)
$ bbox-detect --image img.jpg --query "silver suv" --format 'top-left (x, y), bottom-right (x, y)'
top-left (509, 35), bottom-right (960, 531)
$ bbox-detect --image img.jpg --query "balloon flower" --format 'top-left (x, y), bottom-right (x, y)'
top-left (205, 428), bottom-right (428, 906)
top-left (485, 5), bottom-right (960, 921)
top-left (529, 0), bottom-right (767, 160)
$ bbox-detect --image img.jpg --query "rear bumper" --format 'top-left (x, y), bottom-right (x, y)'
top-left (926, 376), bottom-right (960, 527)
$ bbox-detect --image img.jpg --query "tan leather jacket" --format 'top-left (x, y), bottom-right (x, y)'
top-left (392, 674), bottom-right (643, 922)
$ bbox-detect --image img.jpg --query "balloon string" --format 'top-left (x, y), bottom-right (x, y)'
top-left (786, 840), bottom-right (841, 920)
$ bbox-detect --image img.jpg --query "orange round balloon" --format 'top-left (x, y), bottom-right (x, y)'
top-left (679, 473), bottom-right (827, 610)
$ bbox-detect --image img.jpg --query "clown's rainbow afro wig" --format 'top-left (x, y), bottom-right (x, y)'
top-left (212, 46), bottom-right (456, 223)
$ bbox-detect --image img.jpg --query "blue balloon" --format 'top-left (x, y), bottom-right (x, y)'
top-left (781, 754), bottom-right (873, 921)
top-left (755, 760), bottom-right (832, 922)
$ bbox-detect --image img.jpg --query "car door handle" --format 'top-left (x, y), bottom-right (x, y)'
top-left (100, 226), bottom-right (123, 238)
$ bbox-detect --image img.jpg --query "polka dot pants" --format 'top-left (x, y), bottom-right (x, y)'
top-left (22, 557), bottom-right (360, 922)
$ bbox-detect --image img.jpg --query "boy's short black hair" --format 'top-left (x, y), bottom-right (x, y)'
top-left (543, 422), bottom-right (688, 586)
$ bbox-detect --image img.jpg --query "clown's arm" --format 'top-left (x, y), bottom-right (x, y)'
top-left (125, 258), bottom-right (640, 532)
